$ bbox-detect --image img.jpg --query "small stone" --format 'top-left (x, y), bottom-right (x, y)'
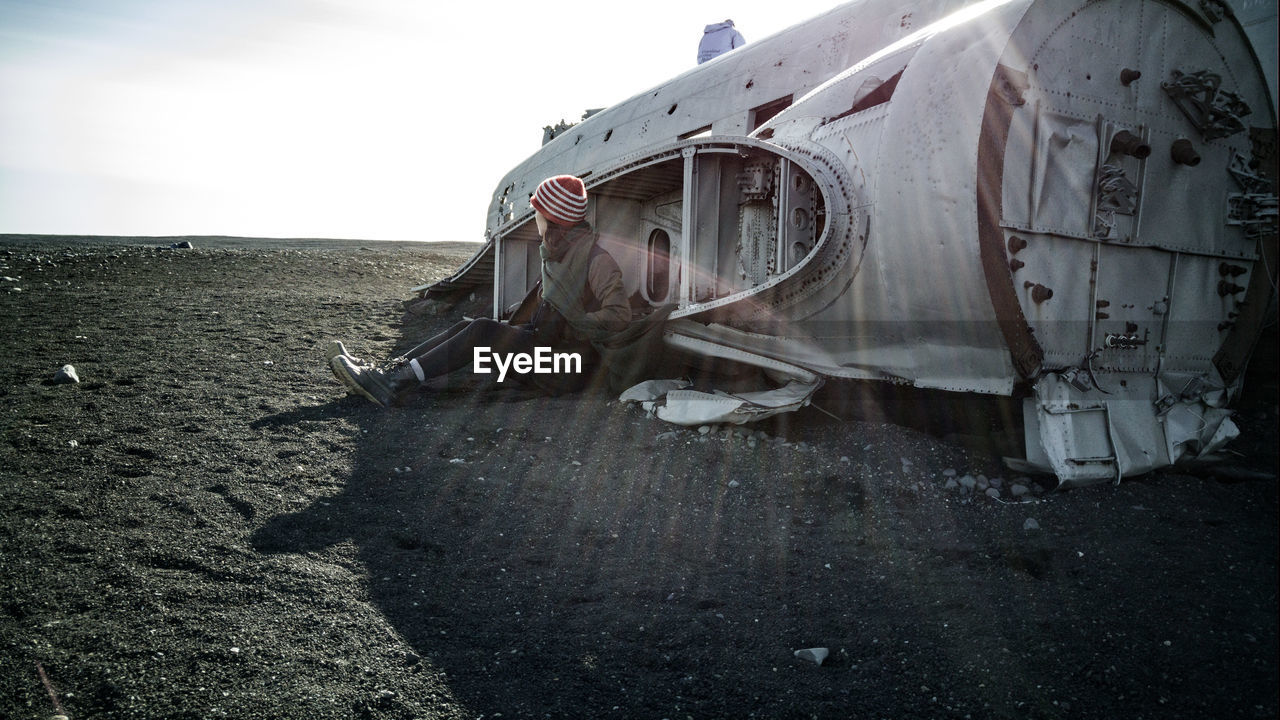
top-left (989, 477), bottom-right (1002, 489)
top-left (793, 647), bottom-right (829, 665)
top-left (699, 425), bottom-right (711, 435)
top-left (52, 364), bottom-right (79, 384)
top-left (656, 431), bottom-right (678, 442)
top-left (571, 460), bottom-right (582, 466)
top-left (1010, 484), bottom-right (1029, 497)
top-left (1023, 518), bottom-right (1040, 531)
top-left (942, 468), bottom-right (957, 477)
top-left (68, 440), bottom-right (79, 447)
top-left (448, 458), bottom-right (465, 464)
top-left (728, 480), bottom-right (740, 488)
top-left (984, 487), bottom-right (1001, 499)
top-left (958, 475), bottom-right (976, 490)
top-left (839, 456), bottom-right (850, 464)
top-left (944, 478), bottom-right (958, 490)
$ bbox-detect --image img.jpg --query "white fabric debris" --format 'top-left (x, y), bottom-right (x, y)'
top-left (621, 379), bottom-right (821, 426)
top-left (619, 378), bottom-right (691, 403)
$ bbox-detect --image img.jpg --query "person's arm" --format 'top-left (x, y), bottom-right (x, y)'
top-left (584, 253), bottom-right (631, 332)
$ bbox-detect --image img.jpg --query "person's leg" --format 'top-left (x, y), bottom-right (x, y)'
top-left (334, 318), bottom-right (537, 407)
top-left (398, 319), bottom-right (474, 361)
top-left (327, 320), bottom-right (470, 394)
top-left (407, 318), bottom-right (536, 381)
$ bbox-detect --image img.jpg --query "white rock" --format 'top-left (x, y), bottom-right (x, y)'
top-left (839, 456), bottom-right (850, 464)
top-left (698, 425), bottom-right (711, 435)
top-left (1023, 518), bottom-right (1041, 530)
top-left (793, 647), bottom-right (829, 665)
top-left (52, 364), bottom-right (79, 384)
top-left (728, 480), bottom-right (740, 488)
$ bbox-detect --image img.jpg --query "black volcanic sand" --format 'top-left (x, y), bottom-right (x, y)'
top-left (1, 237), bottom-right (1276, 719)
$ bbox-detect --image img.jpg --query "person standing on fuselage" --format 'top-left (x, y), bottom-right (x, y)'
top-left (697, 19), bottom-right (745, 64)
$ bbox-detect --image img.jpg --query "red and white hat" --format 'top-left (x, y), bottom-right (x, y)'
top-left (531, 175), bottom-right (588, 226)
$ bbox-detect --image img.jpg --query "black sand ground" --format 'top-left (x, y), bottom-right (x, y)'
top-left (1, 236), bottom-right (1276, 719)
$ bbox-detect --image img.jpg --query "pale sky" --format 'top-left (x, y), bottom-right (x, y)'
top-left (0, 0), bottom-right (845, 241)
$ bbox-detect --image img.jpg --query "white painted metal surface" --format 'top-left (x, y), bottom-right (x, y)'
top-left (431, 0), bottom-right (1277, 485)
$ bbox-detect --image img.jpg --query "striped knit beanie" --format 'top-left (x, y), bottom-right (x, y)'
top-left (531, 175), bottom-right (588, 226)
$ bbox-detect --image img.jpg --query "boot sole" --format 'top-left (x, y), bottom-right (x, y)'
top-left (331, 357), bottom-right (389, 408)
top-left (328, 355), bottom-right (360, 395)
top-left (325, 341), bottom-right (366, 395)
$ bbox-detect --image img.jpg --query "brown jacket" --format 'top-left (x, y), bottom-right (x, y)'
top-left (521, 245), bottom-right (631, 343)
top-left (571, 248), bottom-right (631, 339)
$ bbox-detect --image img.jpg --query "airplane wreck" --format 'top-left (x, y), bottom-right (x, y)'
top-left (418, 0), bottom-right (1278, 487)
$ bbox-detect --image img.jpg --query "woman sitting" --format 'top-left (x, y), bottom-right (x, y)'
top-left (329, 174), bottom-right (630, 407)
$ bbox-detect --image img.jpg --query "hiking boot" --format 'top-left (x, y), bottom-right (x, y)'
top-left (326, 341), bottom-right (366, 394)
top-left (331, 356), bottom-right (419, 408)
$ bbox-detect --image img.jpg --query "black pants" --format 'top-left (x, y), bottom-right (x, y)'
top-left (403, 318), bottom-right (543, 380)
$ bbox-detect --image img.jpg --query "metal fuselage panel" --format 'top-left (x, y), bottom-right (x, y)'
top-left (485, 0), bottom-right (980, 240)
top-left (689, 0), bottom-right (1036, 393)
top-left (482, 0), bottom-right (1275, 411)
top-left (982, 0), bottom-right (1276, 384)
